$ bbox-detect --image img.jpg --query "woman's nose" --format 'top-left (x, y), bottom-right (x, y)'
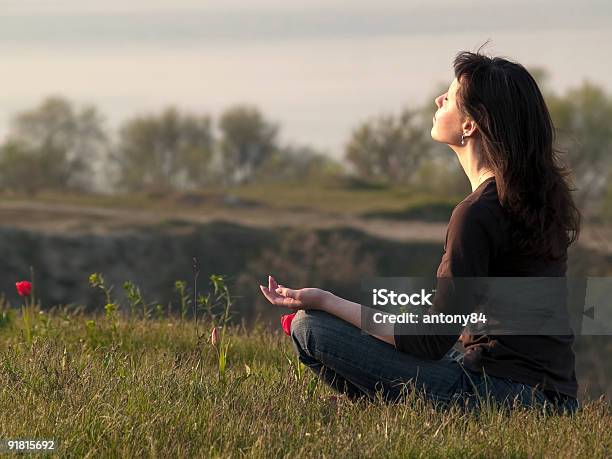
top-left (435, 94), bottom-right (443, 108)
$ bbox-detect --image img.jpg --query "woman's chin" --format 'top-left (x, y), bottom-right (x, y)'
top-left (430, 130), bottom-right (451, 145)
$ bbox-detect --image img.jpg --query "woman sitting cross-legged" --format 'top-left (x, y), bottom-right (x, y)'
top-left (259, 49), bottom-right (581, 415)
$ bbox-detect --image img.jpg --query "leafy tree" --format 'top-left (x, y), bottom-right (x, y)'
top-left (345, 108), bottom-right (432, 185)
top-left (113, 108), bottom-right (214, 192)
top-left (254, 144), bottom-right (344, 182)
top-left (0, 96), bottom-right (108, 194)
top-left (218, 105), bottom-right (279, 185)
top-left (547, 81), bottom-right (612, 208)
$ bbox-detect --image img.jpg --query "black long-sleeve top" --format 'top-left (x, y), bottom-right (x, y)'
top-left (393, 177), bottom-right (578, 398)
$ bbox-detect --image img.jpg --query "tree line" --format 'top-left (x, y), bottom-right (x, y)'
top-left (0, 72), bottom-right (610, 216)
top-left (0, 100), bottom-right (343, 194)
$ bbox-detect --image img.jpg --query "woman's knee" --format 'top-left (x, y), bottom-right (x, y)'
top-left (290, 310), bottom-right (317, 360)
top-left (290, 309), bottom-right (336, 355)
top-left (291, 309), bottom-right (327, 331)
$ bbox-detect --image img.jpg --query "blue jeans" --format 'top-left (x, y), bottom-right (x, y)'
top-left (290, 309), bottom-right (579, 414)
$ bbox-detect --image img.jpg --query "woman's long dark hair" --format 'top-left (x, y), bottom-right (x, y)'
top-left (453, 50), bottom-right (581, 261)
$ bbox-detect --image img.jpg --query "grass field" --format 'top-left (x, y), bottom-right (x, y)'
top-left (0, 178), bottom-right (464, 218)
top-left (1, 296), bottom-right (611, 458)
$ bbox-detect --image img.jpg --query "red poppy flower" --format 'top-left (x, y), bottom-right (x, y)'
top-left (280, 313), bottom-right (297, 336)
top-left (15, 281), bottom-right (32, 297)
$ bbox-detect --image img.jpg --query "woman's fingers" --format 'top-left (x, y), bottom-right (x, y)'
top-left (275, 287), bottom-right (304, 308)
top-left (266, 276), bottom-right (291, 300)
top-left (259, 285), bottom-right (273, 303)
top-left (269, 275), bottom-right (279, 291)
top-left (259, 283), bottom-right (302, 309)
top-left (265, 276), bottom-right (284, 301)
top-left (278, 295), bottom-right (302, 308)
top-left (275, 286), bottom-right (297, 299)
top-left (260, 275), bottom-right (305, 310)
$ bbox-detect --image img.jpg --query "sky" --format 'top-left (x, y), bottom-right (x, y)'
top-left (0, 0), bottom-right (610, 158)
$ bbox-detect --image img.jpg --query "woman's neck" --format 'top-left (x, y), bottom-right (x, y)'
top-left (453, 143), bottom-right (495, 192)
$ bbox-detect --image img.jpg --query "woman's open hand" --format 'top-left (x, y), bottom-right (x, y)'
top-left (259, 275), bottom-right (330, 311)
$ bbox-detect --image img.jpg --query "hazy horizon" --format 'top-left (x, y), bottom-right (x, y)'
top-left (1, 1), bottom-right (610, 158)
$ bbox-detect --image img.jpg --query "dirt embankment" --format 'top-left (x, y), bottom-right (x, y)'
top-left (1, 200), bottom-right (611, 255)
top-left (0, 200), bottom-right (448, 241)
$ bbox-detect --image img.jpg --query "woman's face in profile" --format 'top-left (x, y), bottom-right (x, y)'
top-left (431, 78), bottom-right (464, 146)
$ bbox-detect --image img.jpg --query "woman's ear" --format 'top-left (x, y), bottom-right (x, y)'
top-left (461, 118), bottom-right (478, 137)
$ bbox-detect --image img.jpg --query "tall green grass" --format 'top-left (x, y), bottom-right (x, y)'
top-left (0, 281), bottom-right (610, 458)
